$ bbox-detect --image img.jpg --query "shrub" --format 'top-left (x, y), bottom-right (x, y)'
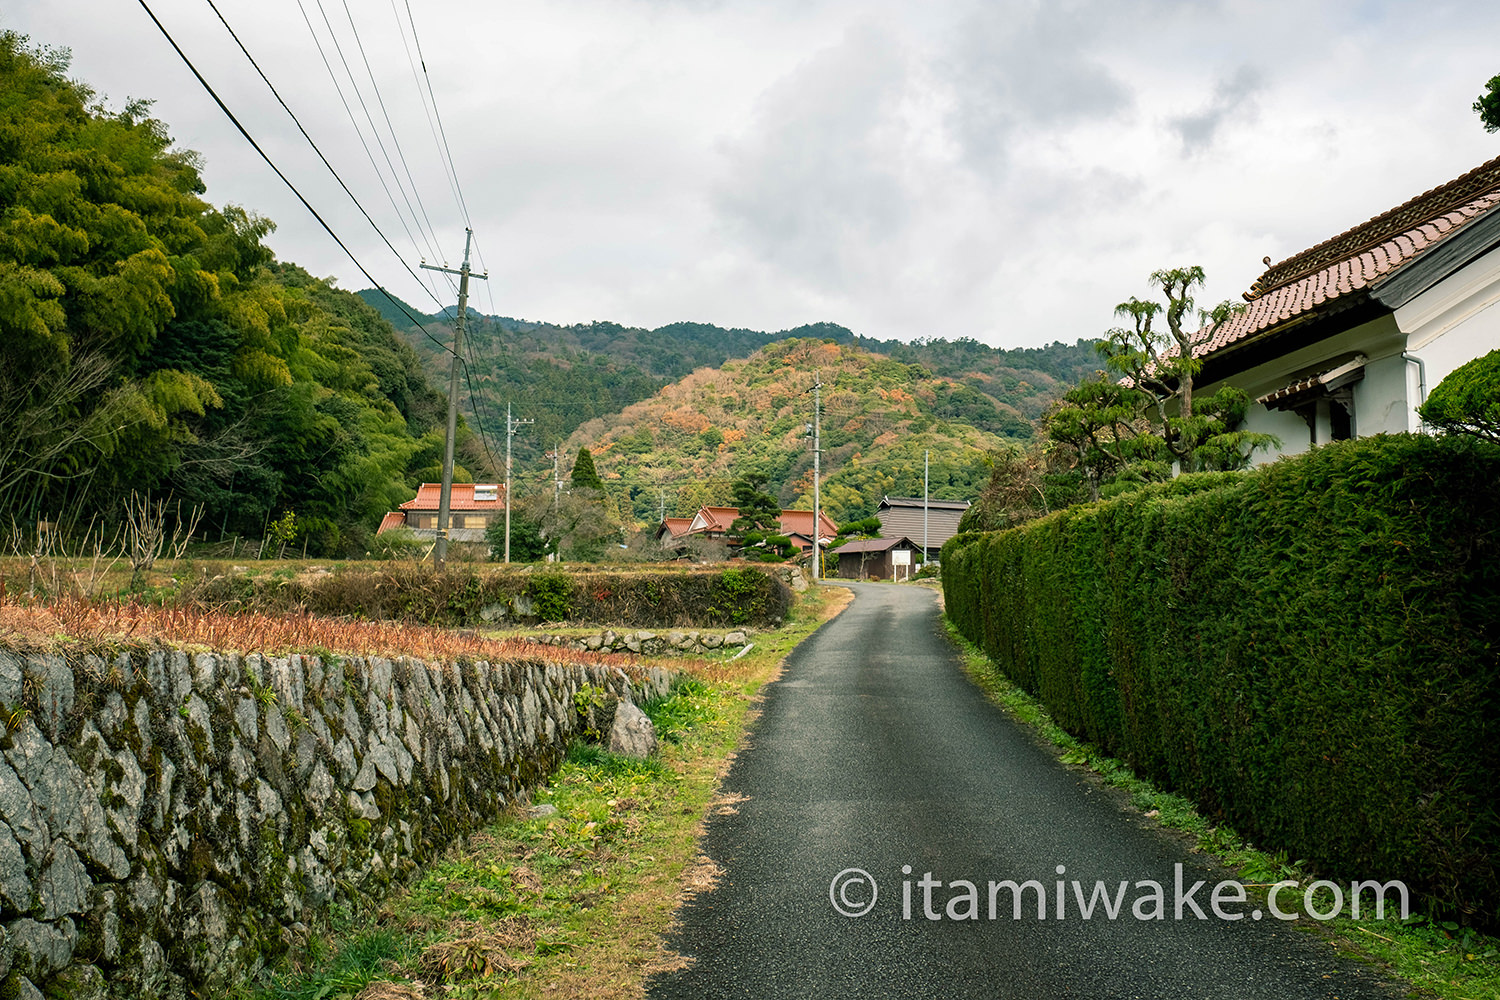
top-left (178, 564), bottom-right (792, 629)
top-left (1418, 348), bottom-right (1500, 444)
top-left (943, 434), bottom-right (1500, 921)
top-left (528, 574), bottom-right (574, 623)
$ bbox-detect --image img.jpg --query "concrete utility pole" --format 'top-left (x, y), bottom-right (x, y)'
top-left (504, 403), bottom-right (534, 563)
top-left (420, 229), bottom-right (487, 570)
top-left (923, 449), bottom-right (930, 570)
top-left (812, 373), bottom-right (822, 582)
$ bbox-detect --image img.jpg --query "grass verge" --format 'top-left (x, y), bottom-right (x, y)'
top-left (943, 618), bottom-right (1500, 1000)
top-left (236, 583), bottom-right (852, 1000)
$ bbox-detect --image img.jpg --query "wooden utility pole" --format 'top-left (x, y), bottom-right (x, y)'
top-left (504, 403), bottom-right (533, 563)
top-left (421, 229), bottom-right (487, 569)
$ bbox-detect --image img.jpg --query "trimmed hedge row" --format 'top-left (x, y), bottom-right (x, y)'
top-left (184, 565), bottom-right (794, 629)
top-left (942, 434), bottom-right (1500, 919)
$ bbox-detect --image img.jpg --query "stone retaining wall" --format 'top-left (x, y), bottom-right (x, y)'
top-left (0, 645), bottom-right (669, 1000)
top-left (530, 629), bottom-right (751, 657)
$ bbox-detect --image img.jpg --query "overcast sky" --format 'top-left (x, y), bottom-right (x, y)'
top-left (6, 0), bottom-right (1500, 349)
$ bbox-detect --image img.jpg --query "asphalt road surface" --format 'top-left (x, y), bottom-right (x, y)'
top-left (647, 582), bottom-right (1405, 1000)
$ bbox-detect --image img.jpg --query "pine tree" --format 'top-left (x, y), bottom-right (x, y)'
top-left (570, 447), bottom-right (604, 491)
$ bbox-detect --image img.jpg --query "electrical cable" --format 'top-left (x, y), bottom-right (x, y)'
top-left (390, 0), bottom-right (467, 231)
top-left (294, 0), bottom-right (448, 306)
top-left (134, 0), bottom-right (455, 358)
top-left (338, 0), bottom-right (450, 269)
top-left (202, 0), bottom-right (449, 313)
top-left (403, 0), bottom-right (472, 227)
top-left (309, 0), bottom-right (445, 270)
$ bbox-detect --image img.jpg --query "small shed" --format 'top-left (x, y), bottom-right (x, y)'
top-left (835, 536), bottom-right (921, 582)
top-left (875, 497), bottom-right (971, 561)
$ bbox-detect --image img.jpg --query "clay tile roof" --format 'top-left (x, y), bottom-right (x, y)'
top-left (399, 483), bottom-right (506, 511)
top-left (376, 512), bottom-right (406, 535)
top-left (661, 517), bottom-right (693, 538)
top-left (878, 496), bottom-right (972, 511)
top-left (694, 507), bottom-right (741, 531)
top-left (778, 509), bottom-right (839, 539)
top-left (1194, 154), bottom-right (1500, 361)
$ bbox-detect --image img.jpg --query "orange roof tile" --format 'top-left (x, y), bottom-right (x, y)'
top-left (376, 512), bottom-right (406, 535)
top-left (1194, 154), bottom-right (1500, 361)
top-left (685, 506), bottom-right (838, 539)
top-left (778, 509), bottom-right (839, 540)
top-left (399, 483), bottom-right (506, 512)
top-left (661, 517), bottom-right (694, 539)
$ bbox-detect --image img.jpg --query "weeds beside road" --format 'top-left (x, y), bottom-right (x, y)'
top-left (237, 584), bottom-right (851, 1000)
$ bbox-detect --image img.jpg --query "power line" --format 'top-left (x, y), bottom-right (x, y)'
top-left (402, 0), bottom-right (473, 227)
top-left (390, 0), bottom-right (467, 229)
top-left (134, 0), bottom-right (456, 360)
top-left (294, 0), bottom-right (447, 306)
top-left (308, 0), bottom-right (445, 270)
top-left (201, 0), bottom-right (450, 316)
top-left (337, 0), bottom-right (450, 266)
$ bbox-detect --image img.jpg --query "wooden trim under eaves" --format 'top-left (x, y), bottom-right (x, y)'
top-left (1197, 295), bottom-right (1387, 388)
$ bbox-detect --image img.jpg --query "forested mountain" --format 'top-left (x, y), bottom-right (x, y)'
top-left (529, 338), bottom-right (1036, 526)
top-left (0, 34), bottom-right (468, 554)
top-left (361, 289), bottom-right (1103, 470)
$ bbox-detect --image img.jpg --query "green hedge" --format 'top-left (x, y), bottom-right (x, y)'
top-left (184, 565), bottom-right (794, 629)
top-left (943, 434), bottom-right (1500, 919)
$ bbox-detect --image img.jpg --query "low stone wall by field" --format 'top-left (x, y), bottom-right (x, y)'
top-left (0, 645), bottom-right (669, 1000)
top-left (530, 629), bottom-right (752, 657)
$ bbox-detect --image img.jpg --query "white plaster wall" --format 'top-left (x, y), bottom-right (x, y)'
top-left (1199, 313), bottom-right (1408, 464)
top-left (1240, 405), bottom-right (1312, 463)
top-left (1395, 243), bottom-right (1500, 421)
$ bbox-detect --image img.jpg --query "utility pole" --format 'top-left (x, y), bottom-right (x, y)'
top-left (420, 229), bottom-right (487, 570)
top-left (812, 373), bottom-right (822, 583)
top-left (552, 443), bottom-right (561, 512)
top-left (504, 402), bottom-right (534, 563)
top-left (923, 449), bottom-right (930, 571)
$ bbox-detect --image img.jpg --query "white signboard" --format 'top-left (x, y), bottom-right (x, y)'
top-left (892, 549), bottom-right (912, 565)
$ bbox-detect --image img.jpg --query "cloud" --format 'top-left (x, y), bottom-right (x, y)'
top-left (941, 0), bottom-right (1136, 168)
top-left (713, 22), bottom-right (916, 285)
top-left (1169, 64), bottom-right (1264, 154)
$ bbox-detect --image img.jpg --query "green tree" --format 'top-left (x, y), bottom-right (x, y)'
top-left (958, 444), bottom-right (1089, 532)
top-left (730, 474), bottom-right (782, 534)
top-left (1044, 375), bottom-right (1167, 501)
top-left (1475, 74), bottom-right (1500, 133)
top-left (837, 516), bottom-right (883, 538)
top-left (541, 491), bottom-right (617, 562)
top-left (1097, 267), bottom-right (1277, 475)
top-left (0, 34), bottom-right (455, 550)
top-left (570, 447), bottom-right (604, 491)
top-left (1418, 349), bottom-right (1500, 444)
top-left (485, 505), bottom-right (552, 562)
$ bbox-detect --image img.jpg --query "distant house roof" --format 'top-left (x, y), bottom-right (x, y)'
top-left (778, 509), bottom-right (839, 541)
top-left (836, 535), bottom-right (917, 554)
top-left (683, 506), bottom-right (838, 540)
top-left (399, 483), bottom-right (506, 512)
top-left (377, 512), bottom-right (406, 534)
top-left (659, 517), bottom-right (694, 540)
top-left (1191, 153), bottom-right (1500, 364)
top-left (875, 496), bottom-right (970, 551)
top-left (878, 496), bottom-right (972, 512)
top-left (688, 507), bottom-right (741, 534)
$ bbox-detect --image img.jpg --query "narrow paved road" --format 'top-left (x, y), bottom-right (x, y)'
top-left (648, 582), bottom-right (1404, 999)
